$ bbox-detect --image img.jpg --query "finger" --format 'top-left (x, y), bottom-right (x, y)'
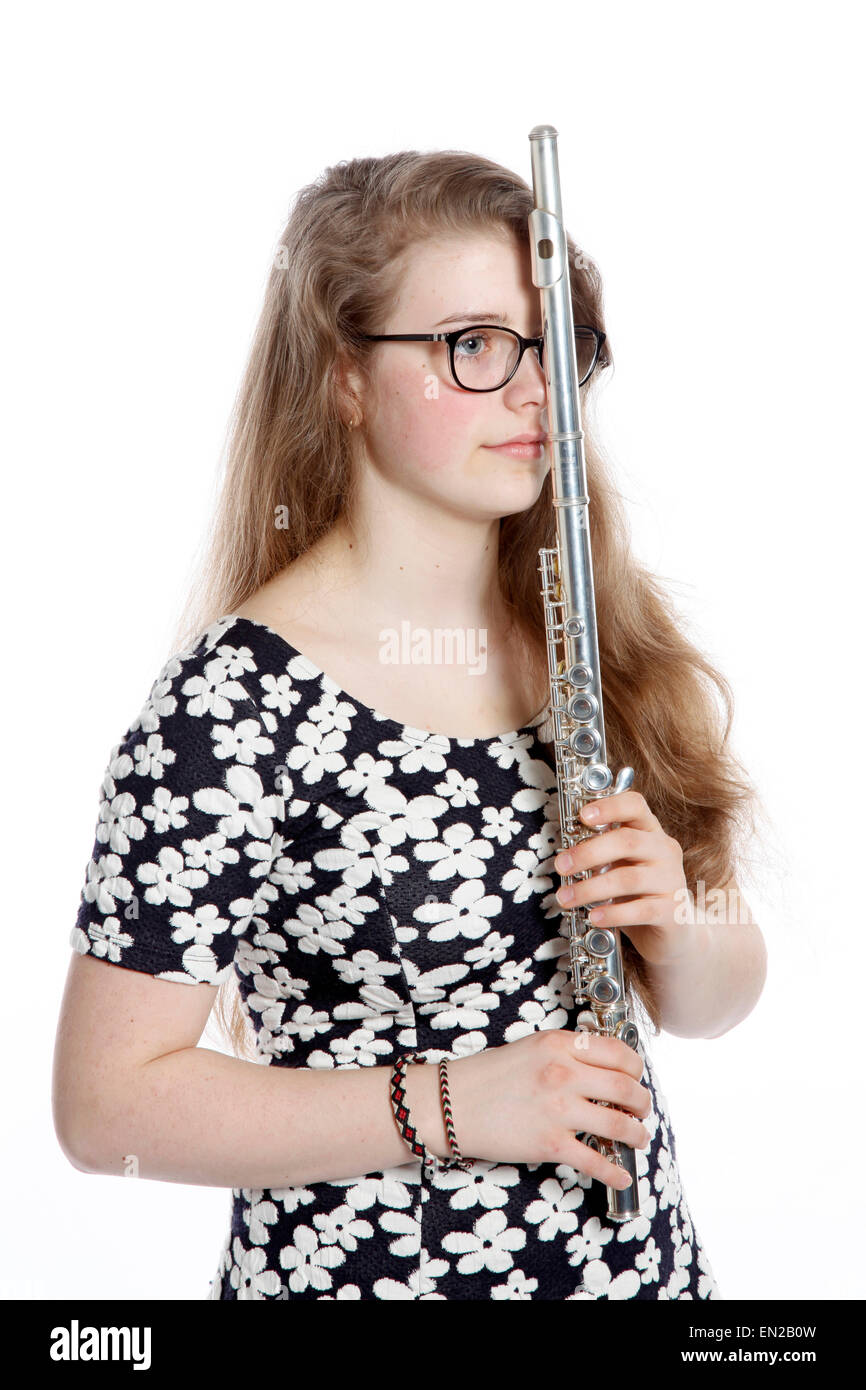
top-left (555, 825), bottom-right (652, 876)
top-left (573, 1034), bottom-right (646, 1086)
top-left (585, 894), bottom-right (667, 930)
top-left (580, 1083), bottom-right (652, 1124)
top-left (558, 865), bottom-right (664, 909)
top-left (570, 1137), bottom-right (640, 1190)
top-left (574, 1097), bottom-right (652, 1151)
top-left (579, 789), bottom-right (661, 832)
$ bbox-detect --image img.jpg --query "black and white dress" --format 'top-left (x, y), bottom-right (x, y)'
top-left (71, 613), bottom-right (720, 1300)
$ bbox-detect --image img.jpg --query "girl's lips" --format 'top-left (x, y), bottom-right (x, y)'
top-left (484, 441), bottom-right (546, 459)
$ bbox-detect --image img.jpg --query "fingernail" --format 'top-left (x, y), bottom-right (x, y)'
top-left (582, 805), bottom-right (598, 821)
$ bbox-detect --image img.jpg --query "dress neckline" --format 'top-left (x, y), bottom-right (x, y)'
top-left (220, 614), bottom-right (550, 747)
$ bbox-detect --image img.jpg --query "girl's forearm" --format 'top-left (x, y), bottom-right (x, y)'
top-left (68, 1046), bottom-right (457, 1188)
top-left (644, 919), bottom-right (768, 1039)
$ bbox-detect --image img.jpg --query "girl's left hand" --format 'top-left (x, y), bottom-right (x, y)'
top-left (554, 788), bottom-right (693, 967)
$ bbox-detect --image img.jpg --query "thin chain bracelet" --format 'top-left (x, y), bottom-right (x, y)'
top-left (438, 1058), bottom-right (471, 1172)
top-left (389, 1053), bottom-right (470, 1178)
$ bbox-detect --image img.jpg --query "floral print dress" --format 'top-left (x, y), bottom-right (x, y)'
top-left (71, 613), bottom-right (720, 1300)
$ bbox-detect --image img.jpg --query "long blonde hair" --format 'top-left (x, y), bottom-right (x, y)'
top-left (170, 147), bottom-right (762, 1056)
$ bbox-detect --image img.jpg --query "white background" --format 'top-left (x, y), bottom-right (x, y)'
top-left (2, 0), bottom-right (863, 1302)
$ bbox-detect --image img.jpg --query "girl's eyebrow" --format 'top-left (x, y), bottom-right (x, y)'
top-left (435, 310), bottom-right (509, 325)
top-left (435, 310), bottom-right (542, 333)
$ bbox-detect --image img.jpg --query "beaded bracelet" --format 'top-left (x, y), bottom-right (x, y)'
top-left (389, 1052), bottom-right (471, 1178)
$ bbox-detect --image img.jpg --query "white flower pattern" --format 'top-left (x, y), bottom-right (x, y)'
top-left (71, 613), bottom-right (721, 1301)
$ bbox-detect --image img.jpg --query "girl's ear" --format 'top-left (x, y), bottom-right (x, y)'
top-left (332, 350), bottom-right (365, 429)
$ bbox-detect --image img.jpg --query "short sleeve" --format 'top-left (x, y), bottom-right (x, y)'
top-left (70, 640), bottom-right (285, 986)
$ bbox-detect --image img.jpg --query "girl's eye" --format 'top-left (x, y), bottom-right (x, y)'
top-left (455, 332), bottom-right (488, 357)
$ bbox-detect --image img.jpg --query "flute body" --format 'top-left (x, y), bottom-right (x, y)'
top-left (527, 124), bottom-right (642, 1222)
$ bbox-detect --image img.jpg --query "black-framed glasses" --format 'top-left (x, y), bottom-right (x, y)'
top-left (359, 324), bottom-right (607, 392)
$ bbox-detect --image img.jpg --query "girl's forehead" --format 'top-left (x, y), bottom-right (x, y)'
top-left (395, 237), bottom-right (536, 317)
top-left (402, 231), bottom-right (523, 272)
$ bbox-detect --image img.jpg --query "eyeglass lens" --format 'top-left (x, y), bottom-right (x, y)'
top-left (452, 327), bottom-right (599, 389)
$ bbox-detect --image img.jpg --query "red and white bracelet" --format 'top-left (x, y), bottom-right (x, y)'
top-left (389, 1052), bottom-right (471, 1178)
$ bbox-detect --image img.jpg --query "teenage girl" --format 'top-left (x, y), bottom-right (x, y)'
top-left (53, 148), bottom-right (766, 1300)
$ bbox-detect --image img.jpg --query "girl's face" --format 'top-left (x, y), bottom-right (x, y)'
top-left (356, 232), bottom-right (550, 523)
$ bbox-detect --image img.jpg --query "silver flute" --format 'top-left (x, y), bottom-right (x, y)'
top-left (528, 124), bottom-right (643, 1222)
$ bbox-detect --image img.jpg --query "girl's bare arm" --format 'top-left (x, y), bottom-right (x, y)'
top-left (53, 954), bottom-right (649, 1190)
top-left (52, 954), bottom-right (451, 1188)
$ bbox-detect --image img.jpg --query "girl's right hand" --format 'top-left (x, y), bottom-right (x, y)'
top-left (449, 1029), bottom-right (652, 1190)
